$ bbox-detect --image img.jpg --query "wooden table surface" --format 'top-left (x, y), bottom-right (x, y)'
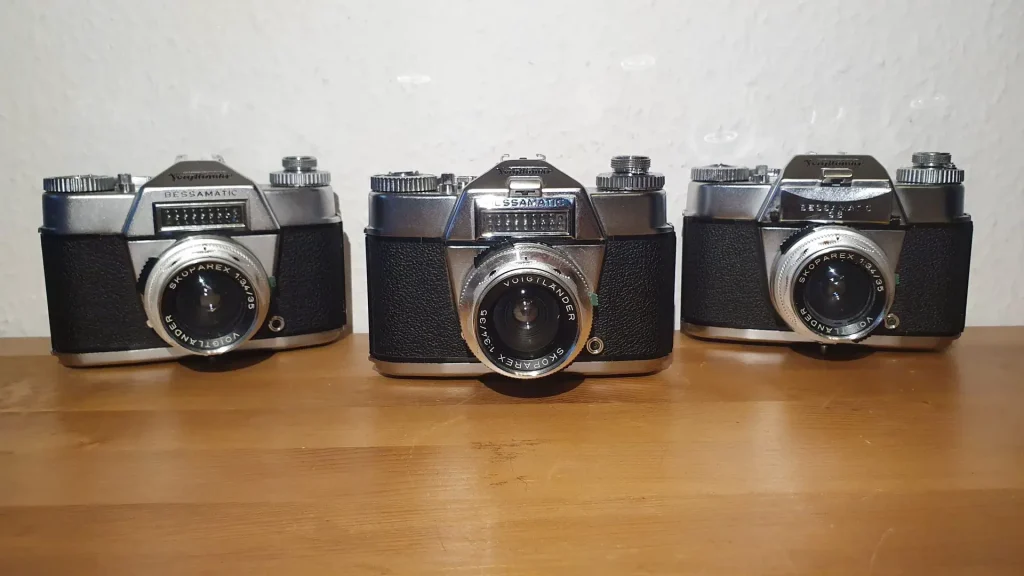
top-left (1, 330), bottom-right (1023, 575)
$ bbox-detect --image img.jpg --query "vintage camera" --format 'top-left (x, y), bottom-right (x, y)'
top-left (39, 155), bottom-right (347, 366)
top-left (681, 152), bottom-right (973, 349)
top-left (365, 155), bottom-right (676, 379)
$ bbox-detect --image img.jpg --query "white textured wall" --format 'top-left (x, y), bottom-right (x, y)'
top-left (1, 0), bottom-right (1022, 336)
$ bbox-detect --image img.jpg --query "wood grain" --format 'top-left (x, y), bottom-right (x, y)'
top-left (1, 330), bottom-right (1023, 575)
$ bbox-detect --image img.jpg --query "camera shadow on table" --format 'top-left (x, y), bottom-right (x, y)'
top-left (478, 373), bottom-right (585, 398)
top-left (177, 350), bottom-right (278, 372)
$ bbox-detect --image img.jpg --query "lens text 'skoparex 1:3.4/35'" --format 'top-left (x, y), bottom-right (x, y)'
top-left (365, 155), bottom-right (677, 379)
top-left (39, 155), bottom-right (347, 366)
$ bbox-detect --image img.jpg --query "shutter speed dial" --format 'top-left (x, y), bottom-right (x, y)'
top-left (269, 156), bottom-right (331, 187)
top-left (43, 175), bottom-right (117, 193)
top-left (596, 155), bottom-right (665, 191)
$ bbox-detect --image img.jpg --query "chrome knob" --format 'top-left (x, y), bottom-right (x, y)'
top-left (269, 156), bottom-right (331, 187)
top-left (690, 164), bottom-right (751, 183)
top-left (370, 171), bottom-right (440, 193)
top-left (596, 155), bottom-right (665, 191)
top-left (896, 152), bottom-right (964, 185)
top-left (42, 175), bottom-right (117, 194)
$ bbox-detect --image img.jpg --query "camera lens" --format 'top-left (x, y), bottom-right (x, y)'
top-left (769, 226), bottom-right (895, 343)
top-left (158, 261), bottom-right (261, 353)
top-left (790, 248), bottom-right (889, 339)
top-left (493, 289), bottom-right (561, 358)
top-left (801, 260), bottom-right (875, 327)
top-left (472, 270), bottom-right (584, 377)
top-left (790, 248), bottom-right (888, 339)
top-left (143, 236), bottom-right (270, 355)
top-left (459, 243), bottom-right (595, 379)
top-left (166, 268), bottom-right (250, 340)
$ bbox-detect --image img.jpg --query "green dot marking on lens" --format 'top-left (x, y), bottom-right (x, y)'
top-left (590, 293), bottom-right (600, 307)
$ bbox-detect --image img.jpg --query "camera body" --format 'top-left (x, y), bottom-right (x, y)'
top-left (365, 155), bottom-right (676, 379)
top-left (681, 153), bottom-right (973, 349)
top-left (40, 156), bottom-right (347, 366)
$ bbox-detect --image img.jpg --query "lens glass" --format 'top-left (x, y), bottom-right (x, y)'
top-left (493, 288), bottom-right (561, 358)
top-left (172, 271), bottom-right (248, 338)
top-left (159, 261), bottom-right (259, 353)
top-left (474, 272), bottom-right (581, 376)
top-left (802, 260), bottom-right (876, 327)
top-left (792, 248), bottom-right (891, 339)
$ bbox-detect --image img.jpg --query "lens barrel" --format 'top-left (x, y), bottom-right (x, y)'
top-left (770, 226), bottom-right (895, 343)
top-left (142, 236), bottom-right (270, 355)
top-left (458, 244), bottom-right (594, 379)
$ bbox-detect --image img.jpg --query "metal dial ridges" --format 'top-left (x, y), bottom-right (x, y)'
top-left (43, 175), bottom-right (117, 193)
top-left (370, 172), bottom-right (439, 193)
top-left (281, 156), bottom-right (318, 171)
top-left (690, 164), bottom-right (751, 183)
top-left (895, 167), bottom-right (964, 185)
top-left (595, 172), bottom-right (666, 191)
top-left (911, 152), bottom-right (952, 167)
top-left (269, 170), bottom-right (331, 187)
top-left (610, 155), bottom-right (651, 174)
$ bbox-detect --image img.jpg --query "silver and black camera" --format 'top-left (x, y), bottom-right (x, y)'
top-left (681, 152), bottom-right (973, 349)
top-left (365, 155), bottom-right (676, 379)
top-left (39, 155), bottom-right (347, 366)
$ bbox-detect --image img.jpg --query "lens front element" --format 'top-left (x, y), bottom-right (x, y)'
top-left (459, 243), bottom-right (594, 379)
top-left (494, 287), bottom-right (562, 357)
top-left (160, 262), bottom-right (259, 352)
top-left (770, 226), bottom-right (895, 343)
top-left (477, 272), bottom-right (581, 374)
top-left (794, 250), bottom-right (888, 338)
top-left (802, 258), bottom-right (875, 326)
top-left (143, 236), bottom-right (270, 356)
